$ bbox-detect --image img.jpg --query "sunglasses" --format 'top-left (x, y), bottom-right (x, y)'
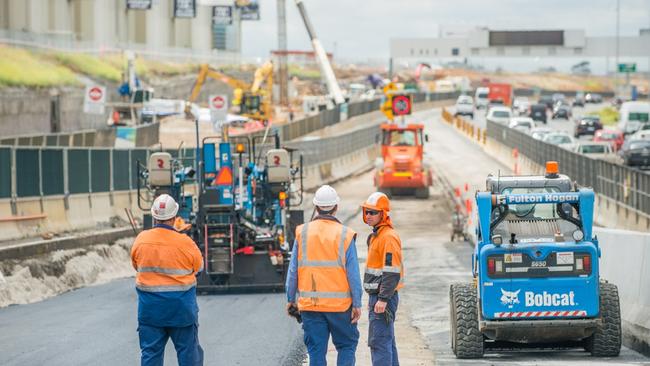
top-left (364, 210), bottom-right (380, 216)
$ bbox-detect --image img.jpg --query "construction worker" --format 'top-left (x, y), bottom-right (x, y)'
top-left (131, 194), bottom-right (204, 366)
top-left (286, 185), bottom-right (363, 366)
top-left (361, 192), bottom-right (404, 366)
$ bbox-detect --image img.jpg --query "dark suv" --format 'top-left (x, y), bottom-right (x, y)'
top-left (575, 116), bottom-right (603, 137)
top-left (529, 103), bottom-right (547, 123)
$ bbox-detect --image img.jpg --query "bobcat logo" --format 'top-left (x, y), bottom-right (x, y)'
top-left (500, 289), bottom-right (520, 305)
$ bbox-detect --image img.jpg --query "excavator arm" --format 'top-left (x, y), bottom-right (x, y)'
top-left (188, 64), bottom-right (251, 104)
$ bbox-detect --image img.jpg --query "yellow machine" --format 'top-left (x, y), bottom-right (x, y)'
top-left (188, 62), bottom-right (274, 122)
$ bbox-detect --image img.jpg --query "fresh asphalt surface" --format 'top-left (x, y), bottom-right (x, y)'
top-left (2, 106), bottom-right (650, 366)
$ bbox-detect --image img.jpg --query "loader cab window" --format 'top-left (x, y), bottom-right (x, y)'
top-left (383, 130), bottom-right (421, 147)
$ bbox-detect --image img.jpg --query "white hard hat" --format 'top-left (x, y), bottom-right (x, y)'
top-left (151, 194), bottom-right (179, 221)
top-left (313, 185), bottom-right (340, 210)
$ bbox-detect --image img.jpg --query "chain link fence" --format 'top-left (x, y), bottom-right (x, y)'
top-left (487, 120), bottom-right (650, 216)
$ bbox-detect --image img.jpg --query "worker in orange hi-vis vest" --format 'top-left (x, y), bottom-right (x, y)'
top-left (361, 192), bottom-right (404, 366)
top-left (286, 185), bottom-right (363, 366)
top-left (131, 194), bottom-right (204, 366)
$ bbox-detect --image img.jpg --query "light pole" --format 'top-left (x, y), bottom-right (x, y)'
top-left (614, 0), bottom-right (621, 96)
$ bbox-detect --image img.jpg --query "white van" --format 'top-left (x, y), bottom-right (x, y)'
top-left (618, 101), bottom-right (650, 135)
top-left (475, 87), bottom-right (489, 109)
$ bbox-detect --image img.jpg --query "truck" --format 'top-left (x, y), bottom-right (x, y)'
top-left (374, 123), bottom-right (432, 198)
top-left (449, 162), bottom-right (621, 358)
top-left (487, 83), bottom-right (513, 107)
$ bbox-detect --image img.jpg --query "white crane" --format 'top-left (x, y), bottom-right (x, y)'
top-left (294, 0), bottom-right (346, 105)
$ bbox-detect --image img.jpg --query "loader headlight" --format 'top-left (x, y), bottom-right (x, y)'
top-left (572, 229), bottom-right (584, 242)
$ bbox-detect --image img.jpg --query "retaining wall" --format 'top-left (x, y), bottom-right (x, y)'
top-left (595, 227), bottom-right (650, 356)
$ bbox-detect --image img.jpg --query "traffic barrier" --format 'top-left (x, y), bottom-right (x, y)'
top-left (596, 227), bottom-right (650, 356)
top-left (484, 120), bottom-right (650, 231)
top-left (0, 94), bottom-right (458, 244)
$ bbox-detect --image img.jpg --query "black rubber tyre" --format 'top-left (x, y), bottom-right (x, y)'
top-left (415, 187), bottom-right (430, 199)
top-left (449, 283), bottom-right (484, 359)
top-left (585, 282), bottom-right (622, 357)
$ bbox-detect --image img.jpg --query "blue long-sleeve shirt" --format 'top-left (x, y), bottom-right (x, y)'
top-left (286, 237), bottom-right (363, 308)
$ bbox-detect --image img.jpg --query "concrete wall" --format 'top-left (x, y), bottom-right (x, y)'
top-left (596, 227), bottom-right (650, 355)
top-left (0, 190), bottom-right (142, 242)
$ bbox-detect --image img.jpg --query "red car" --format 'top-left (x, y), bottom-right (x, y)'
top-left (593, 129), bottom-right (624, 151)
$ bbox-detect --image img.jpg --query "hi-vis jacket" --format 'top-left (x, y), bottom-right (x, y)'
top-left (131, 224), bottom-right (203, 326)
top-left (364, 225), bottom-right (404, 300)
top-left (294, 217), bottom-right (357, 312)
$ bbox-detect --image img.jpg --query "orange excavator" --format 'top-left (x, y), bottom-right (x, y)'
top-left (374, 83), bottom-right (432, 198)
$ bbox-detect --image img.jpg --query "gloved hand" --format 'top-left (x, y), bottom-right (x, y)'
top-left (383, 307), bottom-right (394, 325)
top-left (286, 303), bottom-right (302, 324)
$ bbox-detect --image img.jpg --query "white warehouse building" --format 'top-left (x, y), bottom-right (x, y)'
top-left (391, 28), bottom-right (650, 74)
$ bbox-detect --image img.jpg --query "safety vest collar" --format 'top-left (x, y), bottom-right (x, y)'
top-left (153, 223), bottom-right (176, 232)
top-left (312, 215), bottom-right (341, 224)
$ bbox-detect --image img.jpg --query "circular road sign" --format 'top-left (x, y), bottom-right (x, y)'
top-left (392, 95), bottom-right (412, 116)
top-left (88, 87), bottom-right (103, 102)
top-left (211, 95), bottom-right (226, 110)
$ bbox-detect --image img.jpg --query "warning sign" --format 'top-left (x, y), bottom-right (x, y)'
top-left (209, 94), bottom-right (228, 130)
top-left (83, 85), bottom-right (106, 115)
top-left (391, 95), bottom-right (412, 116)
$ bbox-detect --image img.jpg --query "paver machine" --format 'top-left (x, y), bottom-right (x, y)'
top-left (374, 82), bottom-right (432, 198)
top-left (135, 131), bottom-right (304, 293)
top-left (194, 132), bottom-right (304, 292)
top-left (449, 162), bottom-right (621, 358)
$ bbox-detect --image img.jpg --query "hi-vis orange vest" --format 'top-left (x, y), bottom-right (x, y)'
top-left (364, 225), bottom-right (404, 295)
top-left (295, 219), bottom-right (357, 312)
top-left (131, 227), bottom-right (203, 293)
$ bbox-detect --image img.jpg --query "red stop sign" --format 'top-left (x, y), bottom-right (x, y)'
top-left (212, 96), bottom-right (225, 109)
top-left (88, 87), bottom-right (103, 102)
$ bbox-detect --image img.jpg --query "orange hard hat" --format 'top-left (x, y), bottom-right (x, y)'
top-left (361, 192), bottom-right (391, 225)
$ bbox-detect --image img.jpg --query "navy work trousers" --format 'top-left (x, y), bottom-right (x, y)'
top-left (301, 308), bottom-right (360, 366)
top-left (368, 293), bottom-right (399, 366)
top-left (138, 323), bottom-right (204, 366)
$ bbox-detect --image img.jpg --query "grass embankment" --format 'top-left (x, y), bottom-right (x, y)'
top-left (53, 53), bottom-right (122, 82)
top-left (0, 46), bottom-right (80, 87)
top-left (0, 45), bottom-right (199, 88)
top-left (588, 107), bottom-right (619, 126)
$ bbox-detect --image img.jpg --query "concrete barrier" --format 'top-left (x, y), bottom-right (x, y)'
top-left (596, 227), bottom-right (650, 356)
top-left (483, 137), bottom-right (650, 231)
top-left (301, 146), bottom-right (379, 191)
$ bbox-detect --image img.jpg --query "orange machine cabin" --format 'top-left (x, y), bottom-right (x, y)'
top-left (375, 123), bottom-right (432, 198)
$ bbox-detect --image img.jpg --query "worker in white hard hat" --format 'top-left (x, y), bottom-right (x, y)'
top-left (130, 194), bottom-right (204, 366)
top-left (285, 185), bottom-right (363, 365)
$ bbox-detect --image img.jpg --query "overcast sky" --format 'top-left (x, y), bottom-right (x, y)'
top-left (240, 0), bottom-right (650, 60)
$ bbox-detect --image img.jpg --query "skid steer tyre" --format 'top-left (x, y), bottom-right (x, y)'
top-left (585, 282), bottom-right (622, 357)
top-left (449, 283), bottom-right (484, 359)
top-left (415, 187), bottom-right (430, 199)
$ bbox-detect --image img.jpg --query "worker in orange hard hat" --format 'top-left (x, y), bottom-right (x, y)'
top-left (361, 192), bottom-right (404, 366)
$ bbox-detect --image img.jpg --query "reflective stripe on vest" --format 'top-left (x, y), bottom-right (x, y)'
top-left (136, 282), bottom-right (197, 293)
top-left (137, 266), bottom-right (194, 276)
top-left (298, 291), bottom-right (351, 299)
top-left (298, 223), bottom-right (348, 268)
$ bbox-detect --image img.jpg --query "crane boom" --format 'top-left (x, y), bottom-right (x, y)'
top-left (294, 0), bottom-right (345, 105)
